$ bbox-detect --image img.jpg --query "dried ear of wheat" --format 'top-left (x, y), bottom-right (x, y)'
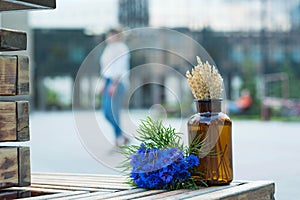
top-left (186, 57), bottom-right (223, 99)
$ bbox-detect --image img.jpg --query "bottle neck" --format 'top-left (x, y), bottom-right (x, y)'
top-left (195, 99), bottom-right (222, 113)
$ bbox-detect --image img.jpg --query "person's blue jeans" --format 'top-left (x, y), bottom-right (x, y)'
top-left (228, 101), bottom-right (241, 114)
top-left (102, 78), bottom-right (125, 139)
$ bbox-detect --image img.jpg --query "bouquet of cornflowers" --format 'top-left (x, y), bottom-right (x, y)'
top-left (120, 117), bottom-right (206, 190)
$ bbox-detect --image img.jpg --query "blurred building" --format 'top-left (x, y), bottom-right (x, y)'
top-left (2, 0), bottom-right (300, 114)
top-left (30, 27), bottom-right (300, 111)
top-left (118, 0), bottom-right (149, 28)
top-left (291, 2), bottom-right (300, 30)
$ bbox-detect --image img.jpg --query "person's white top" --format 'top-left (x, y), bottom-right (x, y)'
top-left (100, 41), bottom-right (130, 88)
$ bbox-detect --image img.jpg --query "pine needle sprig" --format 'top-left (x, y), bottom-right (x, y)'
top-left (135, 116), bottom-right (184, 150)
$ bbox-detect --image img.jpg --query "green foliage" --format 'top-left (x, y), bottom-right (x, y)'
top-left (136, 116), bottom-right (184, 150)
top-left (283, 60), bottom-right (300, 99)
top-left (241, 57), bottom-right (261, 115)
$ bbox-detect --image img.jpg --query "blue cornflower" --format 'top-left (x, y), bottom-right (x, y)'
top-left (130, 147), bottom-right (198, 189)
top-left (159, 168), bottom-right (174, 183)
top-left (145, 172), bottom-right (162, 189)
top-left (186, 154), bottom-right (199, 167)
top-left (168, 162), bottom-right (176, 171)
top-left (131, 172), bottom-right (148, 188)
top-left (178, 170), bottom-right (191, 182)
top-left (175, 160), bottom-right (188, 171)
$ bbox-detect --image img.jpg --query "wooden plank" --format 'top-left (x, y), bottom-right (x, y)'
top-left (18, 147), bottom-right (31, 186)
top-left (162, 183), bottom-right (241, 200)
top-left (0, 101), bottom-right (30, 142)
top-left (0, 147), bottom-right (18, 189)
top-left (49, 191), bottom-right (112, 200)
top-left (17, 174), bottom-right (275, 200)
top-left (106, 190), bottom-right (165, 200)
top-left (32, 172), bottom-right (128, 181)
top-left (0, 101), bottom-right (17, 141)
top-left (0, 55), bottom-right (30, 95)
top-left (0, 147), bottom-right (30, 189)
top-left (0, 190), bottom-right (31, 199)
top-left (0, 55), bottom-right (17, 95)
top-left (17, 101), bottom-right (30, 141)
top-left (20, 191), bottom-right (87, 200)
top-left (93, 188), bottom-right (145, 199)
top-left (17, 56), bottom-right (30, 95)
top-left (134, 190), bottom-right (189, 200)
top-left (30, 179), bottom-right (132, 190)
top-left (186, 181), bottom-right (275, 200)
top-left (0, 0), bottom-right (56, 12)
top-left (29, 183), bottom-right (116, 192)
top-left (31, 174), bottom-right (128, 184)
top-left (0, 29), bottom-right (26, 51)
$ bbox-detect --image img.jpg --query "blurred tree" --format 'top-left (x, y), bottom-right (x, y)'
top-left (241, 57), bottom-right (260, 115)
top-left (283, 60), bottom-right (300, 99)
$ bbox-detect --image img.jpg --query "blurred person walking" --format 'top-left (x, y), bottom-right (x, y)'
top-left (100, 28), bottom-right (130, 146)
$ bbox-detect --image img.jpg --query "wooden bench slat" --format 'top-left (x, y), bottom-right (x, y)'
top-left (21, 191), bottom-right (87, 200)
top-left (32, 172), bottom-right (127, 181)
top-left (50, 191), bottom-right (113, 200)
top-left (31, 175), bottom-right (127, 183)
top-left (0, 55), bottom-right (29, 95)
top-left (0, 101), bottom-right (30, 142)
top-left (106, 190), bottom-right (166, 200)
top-left (92, 188), bottom-right (145, 199)
top-left (0, 0), bottom-right (56, 12)
top-left (0, 146), bottom-right (30, 189)
top-left (0, 29), bottom-right (26, 51)
top-left (186, 181), bottom-right (275, 200)
top-left (134, 189), bottom-right (189, 200)
top-left (160, 182), bottom-right (241, 200)
top-left (30, 180), bottom-right (133, 190)
top-left (14, 174), bottom-right (275, 200)
top-left (29, 183), bottom-right (117, 192)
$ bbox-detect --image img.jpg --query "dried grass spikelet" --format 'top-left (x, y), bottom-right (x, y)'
top-left (186, 56), bottom-right (223, 99)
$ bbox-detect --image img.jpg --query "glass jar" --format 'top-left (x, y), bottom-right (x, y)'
top-left (187, 99), bottom-right (233, 186)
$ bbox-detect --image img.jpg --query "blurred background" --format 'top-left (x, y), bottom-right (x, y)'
top-left (1, 0), bottom-right (300, 120)
top-left (1, 0), bottom-right (300, 199)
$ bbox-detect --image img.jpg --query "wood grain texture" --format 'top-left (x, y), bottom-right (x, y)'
top-left (17, 56), bottom-right (29, 95)
top-left (0, 29), bottom-right (26, 51)
top-left (0, 189), bottom-right (31, 199)
top-left (0, 0), bottom-right (56, 12)
top-left (0, 55), bottom-right (29, 95)
top-left (0, 101), bottom-right (17, 141)
top-left (0, 147), bottom-right (31, 189)
top-left (18, 147), bottom-right (31, 186)
top-left (0, 55), bottom-right (17, 95)
top-left (187, 181), bottom-right (275, 200)
top-left (14, 173), bottom-right (274, 200)
top-left (0, 147), bottom-right (18, 189)
top-left (0, 101), bottom-right (29, 142)
top-left (17, 101), bottom-right (30, 141)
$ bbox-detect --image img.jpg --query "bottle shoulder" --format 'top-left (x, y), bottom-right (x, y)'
top-left (188, 112), bottom-right (232, 125)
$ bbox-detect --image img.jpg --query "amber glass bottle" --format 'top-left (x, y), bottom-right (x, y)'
top-left (187, 99), bottom-right (233, 186)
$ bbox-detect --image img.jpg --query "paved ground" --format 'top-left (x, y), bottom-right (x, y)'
top-left (24, 111), bottom-right (300, 199)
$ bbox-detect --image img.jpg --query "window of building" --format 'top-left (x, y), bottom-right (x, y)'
top-left (231, 45), bottom-right (244, 63)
